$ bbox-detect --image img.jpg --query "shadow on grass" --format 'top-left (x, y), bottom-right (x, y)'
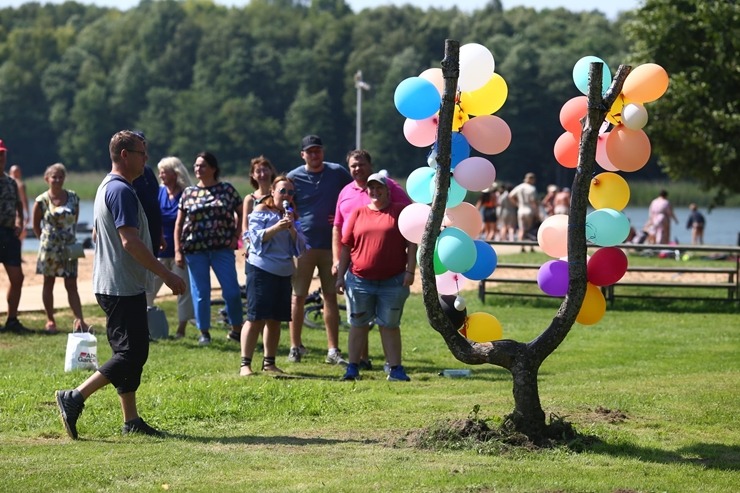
top-left (168, 433), bottom-right (379, 446)
top-left (592, 440), bottom-right (740, 471)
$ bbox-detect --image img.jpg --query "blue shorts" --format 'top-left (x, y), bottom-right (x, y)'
top-left (0, 227), bottom-right (21, 267)
top-left (344, 271), bottom-right (409, 328)
top-left (246, 263), bottom-right (292, 322)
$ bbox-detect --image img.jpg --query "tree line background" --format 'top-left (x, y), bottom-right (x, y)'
top-left (0, 0), bottom-right (736, 198)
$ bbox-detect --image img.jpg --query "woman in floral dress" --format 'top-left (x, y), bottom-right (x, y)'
top-left (32, 163), bottom-right (90, 334)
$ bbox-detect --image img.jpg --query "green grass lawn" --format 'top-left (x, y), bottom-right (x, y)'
top-left (1, 292), bottom-right (738, 492)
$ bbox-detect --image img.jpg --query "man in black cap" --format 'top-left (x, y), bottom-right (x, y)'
top-left (286, 135), bottom-right (352, 364)
top-left (0, 139), bottom-right (32, 334)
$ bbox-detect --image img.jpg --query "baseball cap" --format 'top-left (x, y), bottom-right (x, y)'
top-left (366, 172), bottom-right (388, 187)
top-left (301, 135), bottom-right (323, 150)
top-left (0, 139), bottom-right (7, 152)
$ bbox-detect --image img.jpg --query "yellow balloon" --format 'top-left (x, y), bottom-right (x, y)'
top-left (459, 312), bottom-right (503, 342)
top-left (576, 282), bottom-right (606, 325)
top-left (460, 73), bottom-right (508, 116)
top-left (452, 104), bottom-right (470, 131)
top-left (589, 172), bottom-right (631, 211)
top-left (606, 93), bottom-right (627, 126)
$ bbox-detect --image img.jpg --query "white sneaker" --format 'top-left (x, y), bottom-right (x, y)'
top-left (325, 350), bottom-right (348, 366)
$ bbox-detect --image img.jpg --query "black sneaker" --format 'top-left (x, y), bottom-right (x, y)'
top-left (55, 390), bottom-right (84, 440)
top-left (122, 417), bottom-right (165, 437)
top-left (5, 318), bottom-right (34, 335)
top-left (226, 330), bottom-right (240, 343)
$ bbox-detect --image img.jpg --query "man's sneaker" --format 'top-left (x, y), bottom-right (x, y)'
top-left (383, 361), bottom-right (391, 375)
top-left (325, 350), bottom-right (348, 366)
top-left (55, 390), bottom-right (84, 439)
top-left (358, 359), bottom-right (373, 371)
top-left (4, 318), bottom-right (34, 335)
top-left (387, 365), bottom-right (411, 382)
top-left (122, 417), bottom-right (165, 437)
top-left (198, 332), bottom-right (211, 346)
top-left (226, 330), bottom-right (240, 343)
top-left (288, 346), bottom-right (302, 363)
top-left (341, 363), bottom-right (360, 381)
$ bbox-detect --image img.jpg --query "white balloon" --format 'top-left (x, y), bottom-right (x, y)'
top-left (622, 103), bottom-right (649, 130)
top-left (454, 295), bottom-right (467, 311)
top-left (459, 43), bottom-right (495, 92)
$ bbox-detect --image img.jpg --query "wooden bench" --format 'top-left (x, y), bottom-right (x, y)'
top-left (477, 242), bottom-right (740, 303)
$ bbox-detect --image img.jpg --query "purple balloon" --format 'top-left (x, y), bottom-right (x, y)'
top-left (537, 260), bottom-right (569, 297)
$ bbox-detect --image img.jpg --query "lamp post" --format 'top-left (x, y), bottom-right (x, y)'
top-left (354, 70), bottom-right (371, 149)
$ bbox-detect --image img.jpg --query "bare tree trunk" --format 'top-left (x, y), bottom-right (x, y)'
top-left (421, 39), bottom-right (632, 441)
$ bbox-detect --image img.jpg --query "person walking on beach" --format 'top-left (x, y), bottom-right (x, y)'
top-left (286, 135), bottom-right (352, 365)
top-left (54, 130), bottom-right (186, 440)
top-left (647, 190), bottom-right (678, 245)
top-left (686, 203), bottom-right (705, 245)
top-left (32, 163), bottom-right (90, 334)
top-left (0, 139), bottom-right (32, 334)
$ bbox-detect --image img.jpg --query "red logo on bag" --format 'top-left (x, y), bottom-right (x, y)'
top-left (77, 352), bottom-right (97, 364)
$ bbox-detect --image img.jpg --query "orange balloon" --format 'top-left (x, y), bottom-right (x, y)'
top-left (576, 282), bottom-right (606, 325)
top-left (589, 172), bottom-right (630, 211)
top-left (622, 63), bottom-right (669, 103)
top-left (554, 131), bottom-right (580, 168)
top-left (461, 115), bottom-right (511, 155)
top-left (605, 126), bottom-right (651, 172)
top-left (537, 214), bottom-right (569, 258)
top-left (559, 96), bottom-right (587, 134)
top-left (443, 202), bottom-right (483, 238)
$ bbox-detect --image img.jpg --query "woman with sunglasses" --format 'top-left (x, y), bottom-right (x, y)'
top-left (239, 176), bottom-right (307, 375)
top-left (174, 151), bottom-right (243, 346)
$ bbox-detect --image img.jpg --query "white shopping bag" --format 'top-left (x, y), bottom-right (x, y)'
top-left (64, 331), bottom-right (98, 372)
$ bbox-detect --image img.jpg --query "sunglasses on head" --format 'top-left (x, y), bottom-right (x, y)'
top-left (279, 188), bottom-right (295, 196)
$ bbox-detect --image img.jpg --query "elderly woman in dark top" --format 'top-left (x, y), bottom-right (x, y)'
top-left (174, 151), bottom-right (243, 346)
top-left (240, 176), bottom-right (307, 375)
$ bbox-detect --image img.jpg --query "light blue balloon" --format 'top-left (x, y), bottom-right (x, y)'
top-left (394, 77), bottom-right (442, 120)
top-left (572, 56), bottom-right (612, 96)
top-left (406, 167), bottom-right (436, 204)
top-left (463, 240), bottom-right (498, 280)
top-left (428, 174), bottom-right (467, 208)
top-left (437, 227), bottom-right (477, 273)
top-left (586, 208), bottom-right (630, 246)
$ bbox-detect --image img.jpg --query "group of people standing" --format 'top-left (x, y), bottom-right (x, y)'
top-left (1, 130), bottom-right (418, 439)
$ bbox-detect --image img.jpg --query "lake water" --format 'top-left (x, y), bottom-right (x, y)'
top-left (21, 201), bottom-right (740, 252)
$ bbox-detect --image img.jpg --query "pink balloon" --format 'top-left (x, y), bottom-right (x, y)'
top-left (398, 203), bottom-right (431, 244)
top-left (436, 270), bottom-right (465, 295)
top-left (537, 214), bottom-right (569, 258)
top-left (596, 133), bottom-right (619, 171)
top-left (453, 157), bottom-right (496, 192)
top-left (559, 96), bottom-right (588, 134)
top-left (443, 202), bottom-right (483, 238)
top-left (419, 67), bottom-right (445, 97)
top-left (461, 115), bottom-right (511, 155)
top-left (554, 131), bottom-right (580, 169)
top-left (587, 247), bottom-right (628, 286)
top-left (403, 116), bottom-right (438, 147)
top-left (606, 127), bottom-right (651, 172)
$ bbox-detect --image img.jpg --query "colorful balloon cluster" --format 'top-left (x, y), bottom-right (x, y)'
top-left (539, 57), bottom-right (669, 325)
top-left (394, 43), bottom-right (508, 344)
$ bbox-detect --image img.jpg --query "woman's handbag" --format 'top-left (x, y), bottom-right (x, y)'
top-left (64, 330), bottom-right (98, 372)
top-left (66, 242), bottom-right (85, 260)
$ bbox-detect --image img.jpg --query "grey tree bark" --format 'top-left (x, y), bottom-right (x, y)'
top-left (420, 39), bottom-right (632, 441)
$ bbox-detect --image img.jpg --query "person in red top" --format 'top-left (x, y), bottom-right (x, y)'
top-left (335, 173), bottom-right (416, 382)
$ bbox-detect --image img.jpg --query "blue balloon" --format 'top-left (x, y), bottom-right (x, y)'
top-left (429, 175), bottom-right (467, 208)
top-left (572, 56), bottom-right (612, 96)
top-left (406, 167), bottom-right (436, 204)
top-left (434, 132), bottom-right (471, 169)
top-left (586, 208), bottom-right (630, 246)
top-left (537, 260), bottom-right (569, 297)
top-left (463, 240), bottom-right (498, 280)
top-left (394, 77), bottom-right (442, 120)
top-left (437, 227), bottom-right (477, 273)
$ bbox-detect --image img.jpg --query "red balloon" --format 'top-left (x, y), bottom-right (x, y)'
top-left (554, 131), bottom-right (580, 168)
top-left (587, 247), bottom-right (628, 286)
top-left (559, 96), bottom-right (588, 134)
